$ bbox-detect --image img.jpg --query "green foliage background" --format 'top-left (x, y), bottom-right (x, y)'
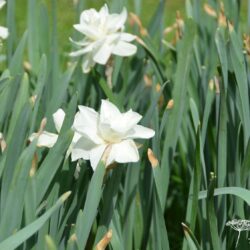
top-left (0, 0), bottom-right (250, 250)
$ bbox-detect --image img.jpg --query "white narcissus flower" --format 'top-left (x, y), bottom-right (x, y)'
top-left (29, 109), bottom-right (81, 155)
top-left (0, 0), bottom-right (8, 40)
top-left (72, 100), bottom-right (155, 170)
top-left (70, 4), bottom-right (137, 73)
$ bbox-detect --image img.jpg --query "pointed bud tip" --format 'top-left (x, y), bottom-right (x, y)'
top-left (61, 191), bottom-right (72, 202)
top-left (107, 229), bottom-right (112, 238)
top-left (38, 118), bottom-right (47, 136)
top-left (147, 148), bottom-right (159, 168)
top-left (166, 99), bottom-right (174, 110)
top-left (96, 229), bottom-right (113, 250)
top-left (203, 3), bottom-right (217, 18)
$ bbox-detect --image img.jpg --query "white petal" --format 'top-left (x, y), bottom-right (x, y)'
top-left (81, 53), bottom-right (96, 73)
top-left (80, 9), bottom-right (98, 24)
top-left (98, 101), bottom-right (142, 141)
top-left (89, 144), bottom-right (107, 170)
top-left (93, 42), bottom-right (113, 65)
top-left (106, 139), bottom-right (139, 166)
top-left (100, 99), bottom-right (121, 123)
top-left (0, 26), bottom-right (8, 40)
top-left (111, 109), bottom-right (142, 134)
top-left (0, 0), bottom-right (6, 9)
top-left (69, 37), bottom-right (90, 47)
top-left (29, 133), bottom-right (37, 142)
top-left (72, 132), bottom-right (82, 144)
top-left (66, 132), bottom-right (82, 158)
top-left (106, 7), bottom-right (127, 32)
top-left (31, 131), bottom-right (58, 148)
top-left (120, 32), bottom-right (136, 42)
top-left (112, 41), bottom-right (137, 57)
top-left (69, 45), bottom-right (93, 57)
top-left (98, 100), bottom-right (123, 141)
top-left (99, 4), bottom-right (109, 17)
top-left (73, 23), bottom-right (99, 40)
top-left (118, 7), bottom-right (128, 28)
top-left (53, 109), bottom-right (65, 133)
top-left (126, 125), bottom-right (155, 139)
top-left (71, 136), bottom-right (96, 161)
top-left (73, 106), bottom-right (104, 144)
top-left (71, 148), bottom-right (88, 162)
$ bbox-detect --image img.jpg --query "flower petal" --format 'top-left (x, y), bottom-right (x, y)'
top-left (0, 26), bottom-right (8, 40)
top-left (0, 0), bottom-right (6, 9)
top-left (112, 41), bottom-right (137, 57)
top-left (29, 131), bottom-right (58, 148)
top-left (111, 109), bottom-right (142, 134)
top-left (71, 135), bottom-right (96, 161)
top-left (106, 7), bottom-right (127, 32)
top-left (120, 32), bottom-right (136, 42)
top-left (98, 100), bottom-right (123, 141)
top-left (99, 4), bottom-right (109, 17)
top-left (69, 45), bottom-right (93, 57)
top-left (99, 99), bottom-right (121, 124)
top-left (73, 106), bottom-right (104, 144)
top-left (106, 139), bottom-right (139, 166)
top-left (53, 109), bottom-right (65, 133)
top-left (80, 8), bottom-right (99, 24)
top-left (81, 53), bottom-right (96, 73)
top-left (89, 144), bottom-right (107, 170)
top-left (66, 132), bottom-right (81, 158)
top-left (69, 37), bottom-right (90, 47)
top-left (126, 125), bottom-right (155, 139)
top-left (98, 101), bottom-right (143, 141)
top-left (93, 43), bottom-right (113, 65)
top-left (73, 23), bottom-right (99, 40)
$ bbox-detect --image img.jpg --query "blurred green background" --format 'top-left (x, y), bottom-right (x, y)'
top-left (0, 0), bottom-right (248, 54)
top-left (12, 0), bottom-right (184, 50)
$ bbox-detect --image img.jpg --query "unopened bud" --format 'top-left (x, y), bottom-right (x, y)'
top-left (166, 99), bottom-right (174, 110)
top-left (203, 3), bottom-right (217, 18)
top-left (155, 83), bottom-right (161, 92)
top-left (147, 148), bottom-right (159, 168)
top-left (96, 229), bottom-right (112, 250)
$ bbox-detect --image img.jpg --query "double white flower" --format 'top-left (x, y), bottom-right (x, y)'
top-left (31, 100), bottom-right (155, 171)
top-left (70, 4), bottom-right (137, 73)
top-left (72, 100), bottom-right (155, 170)
top-left (0, 0), bottom-right (8, 40)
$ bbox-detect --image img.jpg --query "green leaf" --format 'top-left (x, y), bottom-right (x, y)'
top-left (151, 183), bottom-right (170, 250)
top-left (0, 191), bottom-right (71, 250)
top-left (160, 19), bottom-right (196, 206)
top-left (1, 103), bottom-right (31, 212)
top-left (206, 176), bottom-right (221, 249)
top-left (28, 0), bottom-right (40, 73)
top-left (35, 130), bottom-right (73, 205)
top-left (185, 127), bottom-right (202, 230)
top-left (30, 54), bottom-right (48, 134)
top-left (229, 29), bottom-right (250, 149)
top-left (45, 235), bottom-right (57, 250)
top-left (182, 223), bottom-right (200, 250)
top-left (199, 187), bottom-right (250, 205)
top-left (94, 168), bottom-right (123, 245)
top-left (9, 31), bottom-right (27, 76)
top-left (0, 139), bottom-right (37, 241)
top-left (241, 140), bottom-right (250, 184)
top-left (75, 161), bottom-right (106, 249)
top-left (6, 73), bottom-right (30, 142)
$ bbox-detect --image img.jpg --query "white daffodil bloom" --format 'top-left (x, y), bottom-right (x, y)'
top-left (29, 109), bottom-right (81, 154)
top-left (72, 100), bottom-right (155, 170)
top-left (0, 0), bottom-right (8, 40)
top-left (70, 4), bottom-right (137, 73)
